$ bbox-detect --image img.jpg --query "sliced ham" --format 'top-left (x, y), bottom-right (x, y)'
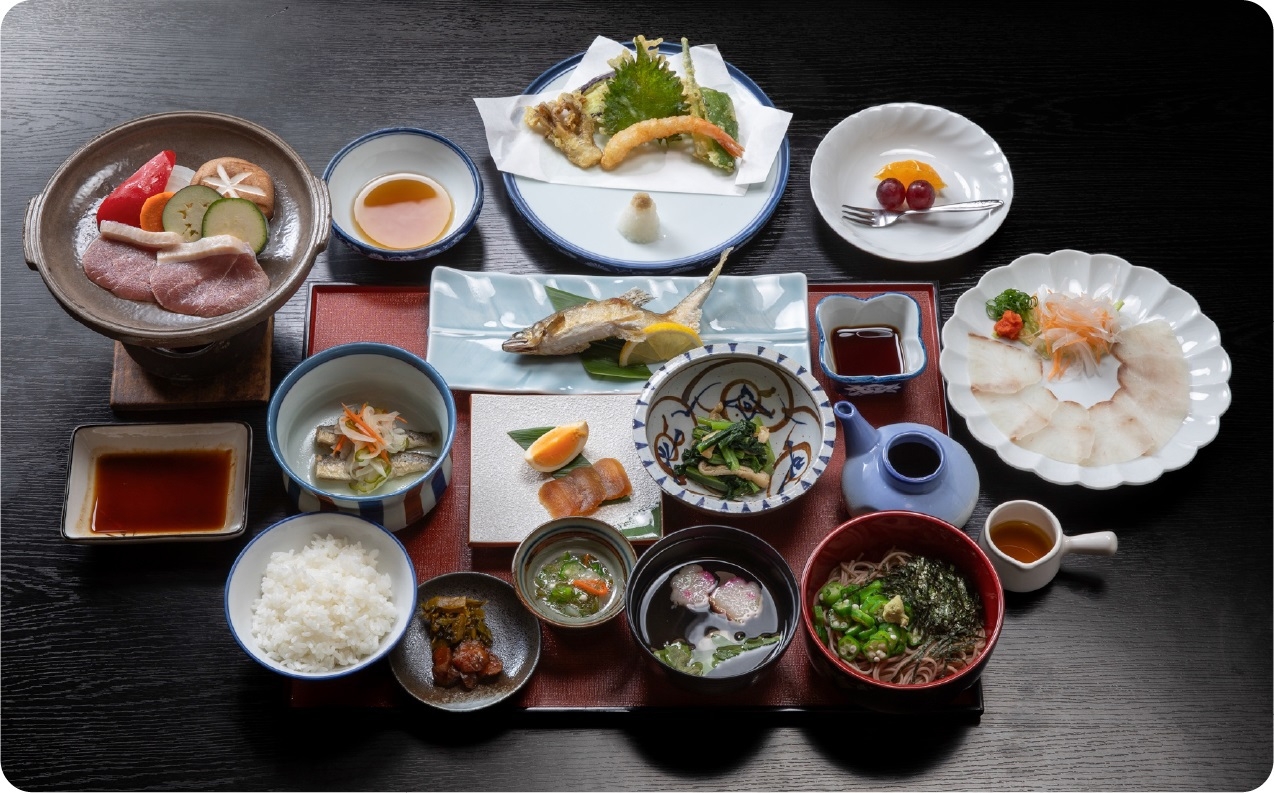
top-left (149, 235), bottom-right (269, 318)
top-left (537, 458), bottom-right (633, 519)
top-left (81, 235), bottom-right (158, 302)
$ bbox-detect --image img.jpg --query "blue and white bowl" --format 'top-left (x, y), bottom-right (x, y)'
top-left (633, 344), bottom-right (837, 516)
top-left (814, 293), bottom-right (926, 397)
top-left (225, 511), bottom-right (417, 680)
top-left (267, 342), bottom-right (456, 531)
top-left (323, 127), bottom-right (483, 261)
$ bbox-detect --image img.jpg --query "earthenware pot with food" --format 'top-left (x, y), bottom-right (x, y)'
top-left (836, 401), bottom-right (979, 529)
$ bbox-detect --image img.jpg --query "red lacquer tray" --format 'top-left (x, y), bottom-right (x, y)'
top-left (292, 281), bottom-right (982, 716)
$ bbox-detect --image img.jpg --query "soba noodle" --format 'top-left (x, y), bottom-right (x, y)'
top-left (821, 549), bottom-right (986, 685)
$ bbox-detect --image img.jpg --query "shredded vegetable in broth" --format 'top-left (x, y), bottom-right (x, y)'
top-left (334, 403), bottom-right (412, 493)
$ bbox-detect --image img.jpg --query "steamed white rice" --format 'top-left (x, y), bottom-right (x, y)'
top-left (250, 533), bottom-right (396, 673)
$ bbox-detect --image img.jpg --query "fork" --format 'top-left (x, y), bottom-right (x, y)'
top-left (841, 199), bottom-right (1004, 228)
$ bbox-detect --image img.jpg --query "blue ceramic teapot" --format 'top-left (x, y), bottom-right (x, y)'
top-left (835, 401), bottom-right (979, 528)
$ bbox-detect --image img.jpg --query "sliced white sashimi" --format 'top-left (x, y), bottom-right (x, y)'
top-left (1016, 400), bottom-right (1094, 464)
top-left (966, 333), bottom-right (1043, 394)
top-left (1082, 399), bottom-right (1157, 466)
top-left (974, 382), bottom-right (1058, 440)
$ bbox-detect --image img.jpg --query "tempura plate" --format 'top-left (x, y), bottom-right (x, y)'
top-left (940, 250), bottom-right (1231, 488)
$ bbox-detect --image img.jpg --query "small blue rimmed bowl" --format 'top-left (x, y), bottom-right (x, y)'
top-left (632, 344), bottom-right (837, 517)
top-left (814, 293), bottom-right (926, 397)
top-left (323, 127), bottom-right (483, 261)
top-left (225, 511), bottom-right (417, 680)
top-left (267, 342), bottom-right (457, 531)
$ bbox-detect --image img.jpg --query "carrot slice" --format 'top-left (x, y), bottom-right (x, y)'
top-left (138, 191), bottom-right (175, 232)
top-left (571, 578), bottom-right (610, 597)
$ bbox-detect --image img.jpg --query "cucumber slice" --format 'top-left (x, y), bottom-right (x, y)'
top-left (161, 184), bottom-right (222, 242)
top-left (201, 197), bottom-right (269, 254)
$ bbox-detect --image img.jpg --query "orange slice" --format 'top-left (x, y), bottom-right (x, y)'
top-left (873, 160), bottom-right (947, 190)
top-left (525, 421), bottom-right (589, 473)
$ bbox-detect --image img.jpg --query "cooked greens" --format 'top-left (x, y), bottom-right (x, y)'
top-left (985, 288), bottom-right (1039, 338)
top-left (653, 631), bottom-right (781, 676)
top-left (681, 37), bottom-right (738, 173)
top-left (599, 35), bottom-right (687, 136)
top-left (673, 415), bottom-right (776, 500)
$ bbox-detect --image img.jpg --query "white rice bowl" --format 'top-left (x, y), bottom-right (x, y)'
top-left (225, 512), bottom-right (416, 679)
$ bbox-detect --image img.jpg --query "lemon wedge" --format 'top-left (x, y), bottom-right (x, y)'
top-left (618, 322), bottom-right (704, 367)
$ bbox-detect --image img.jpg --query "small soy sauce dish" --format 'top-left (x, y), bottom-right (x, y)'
top-left (815, 292), bottom-right (926, 397)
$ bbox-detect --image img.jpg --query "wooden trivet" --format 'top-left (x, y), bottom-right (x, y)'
top-left (109, 318), bottom-right (273, 411)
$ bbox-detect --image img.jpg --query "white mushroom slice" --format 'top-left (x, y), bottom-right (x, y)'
top-left (697, 462), bottom-right (771, 489)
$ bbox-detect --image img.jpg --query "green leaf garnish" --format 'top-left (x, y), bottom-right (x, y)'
top-left (599, 35), bottom-right (688, 136)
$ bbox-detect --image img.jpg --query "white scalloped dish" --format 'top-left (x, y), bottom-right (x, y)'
top-left (810, 103), bottom-right (1012, 263)
top-left (940, 250), bottom-right (1231, 489)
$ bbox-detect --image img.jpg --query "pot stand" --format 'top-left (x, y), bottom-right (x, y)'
top-left (109, 318), bottom-right (273, 411)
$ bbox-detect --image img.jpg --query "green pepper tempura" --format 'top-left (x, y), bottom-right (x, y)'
top-left (673, 414), bottom-right (776, 501)
top-left (533, 551), bottom-right (613, 620)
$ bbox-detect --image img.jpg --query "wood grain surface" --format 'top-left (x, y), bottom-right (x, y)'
top-left (2, 2), bottom-right (1270, 790)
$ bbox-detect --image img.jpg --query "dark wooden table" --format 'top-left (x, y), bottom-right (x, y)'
top-left (3, 2), bottom-right (1270, 790)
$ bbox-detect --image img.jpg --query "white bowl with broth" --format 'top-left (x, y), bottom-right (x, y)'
top-left (323, 127), bottom-right (483, 261)
top-left (266, 342), bottom-right (456, 531)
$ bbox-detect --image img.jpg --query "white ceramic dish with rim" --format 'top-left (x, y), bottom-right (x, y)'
top-left (267, 342), bottom-right (457, 531)
top-left (224, 511), bottom-right (417, 680)
top-left (503, 41), bottom-right (790, 274)
top-left (940, 249), bottom-right (1231, 489)
top-left (810, 102), bottom-right (1012, 263)
top-left (814, 292), bottom-right (927, 397)
top-left (468, 394), bottom-right (664, 545)
top-left (426, 266), bottom-right (809, 394)
top-left (62, 421), bottom-right (251, 543)
top-left (323, 127), bottom-right (483, 261)
top-left (633, 344), bottom-right (837, 516)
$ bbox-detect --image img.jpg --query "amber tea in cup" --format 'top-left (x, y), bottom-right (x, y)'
top-left (987, 519), bottom-right (1053, 564)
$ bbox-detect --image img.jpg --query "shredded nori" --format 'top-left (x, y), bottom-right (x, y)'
top-left (880, 556), bottom-right (983, 663)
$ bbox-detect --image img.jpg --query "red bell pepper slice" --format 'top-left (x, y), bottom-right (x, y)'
top-left (95, 150), bottom-right (177, 228)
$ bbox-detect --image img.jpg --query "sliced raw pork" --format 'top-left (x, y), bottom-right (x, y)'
top-left (81, 235), bottom-right (159, 302)
top-left (151, 235), bottom-right (269, 318)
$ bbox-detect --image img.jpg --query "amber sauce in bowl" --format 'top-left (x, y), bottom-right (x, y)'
top-left (988, 519), bottom-right (1053, 564)
top-left (352, 173), bottom-right (453, 250)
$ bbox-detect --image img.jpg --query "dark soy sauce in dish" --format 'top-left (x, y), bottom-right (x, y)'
top-left (990, 520), bottom-right (1055, 563)
top-left (830, 325), bottom-right (904, 376)
top-left (91, 449), bottom-right (232, 533)
top-left (638, 560), bottom-right (784, 678)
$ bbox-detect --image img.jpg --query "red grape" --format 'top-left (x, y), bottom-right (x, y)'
top-left (875, 177), bottom-right (906, 210)
top-left (906, 179), bottom-right (935, 210)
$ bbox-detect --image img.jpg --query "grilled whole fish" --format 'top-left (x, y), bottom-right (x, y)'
top-left (314, 424), bottom-right (437, 450)
top-left (501, 248), bottom-right (729, 356)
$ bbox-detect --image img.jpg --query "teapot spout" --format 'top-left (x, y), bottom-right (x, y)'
top-left (834, 401), bottom-right (880, 459)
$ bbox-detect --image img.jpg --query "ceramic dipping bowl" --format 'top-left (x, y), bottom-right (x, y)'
top-left (266, 342), bottom-right (456, 531)
top-left (632, 344), bottom-right (837, 517)
top-left (323, 127), bottom-right (483, 261)
top-left (814, 292), bottom-right (926, 397)
top-left (800, 510), bottom-right (1004, 713)
top-left (625, 524), bottom-right (800, 695)
top-left (24, 110), bottom-right (330, 353)
top-left (224, 511), bottom-right (417, 681)
top-left (511, 516), bottom-right (639, 630)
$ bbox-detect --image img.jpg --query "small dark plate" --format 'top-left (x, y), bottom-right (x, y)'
top-left (390, 572), bottom-right (542, 712)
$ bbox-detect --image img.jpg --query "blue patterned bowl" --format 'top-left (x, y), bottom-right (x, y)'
top-left (814, 293), bottom-right (926, 397)
top-left (267, 342), bottom-right (456, 531)
top-left (323, 127), bottom-right (483, 261)
top-left (632, 344), bottom-right (837, 516)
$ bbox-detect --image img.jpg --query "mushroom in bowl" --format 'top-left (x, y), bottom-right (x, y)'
top-left (267, 342), bottom-right (457, 531)
top-left (800, 510), bottom-right (1004, 712)
top-left (632, 344), bottom-right (837, 516)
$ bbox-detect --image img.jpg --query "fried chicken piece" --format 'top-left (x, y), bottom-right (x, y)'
top-left (451, 639), bottom-right (490, 675)
top-left (432, 644), bottom-right (461, 687)
top-left (523, 92), bottom-right (603, 169)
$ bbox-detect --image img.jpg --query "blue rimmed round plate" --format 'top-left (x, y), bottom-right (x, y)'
top-left (505, 43), bottom-right (790, 274)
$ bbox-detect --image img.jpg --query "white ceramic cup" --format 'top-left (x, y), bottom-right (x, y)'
top-left (979, 500), bottom-right (1117, 593)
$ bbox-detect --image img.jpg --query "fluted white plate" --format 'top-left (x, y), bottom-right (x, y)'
top-left (940, 250), bottom-right (1232, 489)
top-left (810, 103), bottom-right (1013, 262)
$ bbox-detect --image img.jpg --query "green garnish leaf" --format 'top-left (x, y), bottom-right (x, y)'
top-left (985, 288), bottom-right (1040, 338)
top-left (599, 36), bottom-right (688, 136)
top-left (682, 37), bottom-right (738, 172)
